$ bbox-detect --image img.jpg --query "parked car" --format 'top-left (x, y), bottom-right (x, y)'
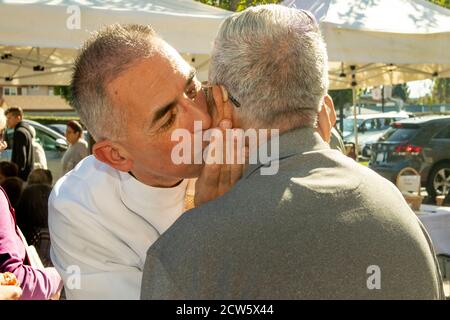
top-left (369, 115), bottom-right (450, 201)
top-left (343, 112), bottom-right (410, 157)
top-left (0, 119), bottom-right (68, 182)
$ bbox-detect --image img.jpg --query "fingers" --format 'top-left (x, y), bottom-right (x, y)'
top-left (0, 285), bottom-right (22, 300)
top-left (194, 118), bottom-right (249, 206)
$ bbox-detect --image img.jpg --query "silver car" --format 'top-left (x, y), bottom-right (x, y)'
top-left (0, 119), bottom-right (68, 182)
top-left (343, 112), bottom-right (410, 157)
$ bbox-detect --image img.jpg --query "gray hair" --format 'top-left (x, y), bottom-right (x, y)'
top-left (209, 4), bottom-right (329, 128)
top-left (71, 24), bottom-right (160, 141)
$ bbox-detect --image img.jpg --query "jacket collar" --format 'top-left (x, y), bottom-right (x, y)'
top-left (244, 127), bottom-right (329, 179)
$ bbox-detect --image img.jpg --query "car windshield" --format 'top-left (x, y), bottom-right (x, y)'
top-left (381, 127), bottom-right (418, 142)
top-left (343, 118), bottom-right (363, 133)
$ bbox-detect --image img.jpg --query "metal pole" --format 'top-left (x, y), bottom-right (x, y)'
top-left (351, 65), bottom-right (358, 160)
top-left (353, 86), bottom-right (358, 159)
top-left (381, 85), bottom-right (385, 113)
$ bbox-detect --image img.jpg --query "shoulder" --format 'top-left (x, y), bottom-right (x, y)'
top-left (50, 155), bottom-right (120, 213)
top-left (76, 140), bottom-right (89, 148)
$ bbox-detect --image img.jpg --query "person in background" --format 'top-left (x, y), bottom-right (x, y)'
top-left (16, 184), bottom-right (53, 267)
top-left (28, 125), bottom-right (47, 170)
top-left (5, 107), bottom-right (34, 181)
top-left (0, 108), bottom-right (7, 153)
top-left (0, 109), bottom-right (62, 299)
top-left (1, 177), bottom-right (23, 209)
top-left (61, 120), bottom-right (88, 175)
top-left (27, 168), bottom-right (53, 186)
top-left (0, 161), bottom-right (18, 184)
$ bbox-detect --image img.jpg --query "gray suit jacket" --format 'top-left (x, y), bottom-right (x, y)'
top-left (141, 128), bottom-right (444, 299)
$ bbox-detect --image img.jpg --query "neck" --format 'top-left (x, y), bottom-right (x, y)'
top-left (129, 170), bottom-right (183, 188)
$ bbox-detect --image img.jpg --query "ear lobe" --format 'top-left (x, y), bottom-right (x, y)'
top-left (92, 140), bottom-right (133, 172)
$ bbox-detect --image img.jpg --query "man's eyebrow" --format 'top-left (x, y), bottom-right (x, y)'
top-left (185, 69), bottom-right (196, 89)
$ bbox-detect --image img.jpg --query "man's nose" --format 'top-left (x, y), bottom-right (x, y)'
top-left (187, 97), bottom-right (211, 131)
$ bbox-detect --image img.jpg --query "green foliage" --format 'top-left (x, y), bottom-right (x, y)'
top-left (428, 0), bottom-right (450, 9)
top-left (392, 83), bottom-right (410, 102)
top-left (328, 89), bottom-right (353, 110)
top-left (53, 86), bottom-right (72, 103)
top-left (432, 78), bottom-right (450, 104)
top-left (25, 115), bottom-right (80, 126)
top-left (196, 0), bottom-right (282, 11)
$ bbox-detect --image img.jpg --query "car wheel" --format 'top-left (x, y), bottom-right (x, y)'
top-left (427, 162), bottom-right (450, 200)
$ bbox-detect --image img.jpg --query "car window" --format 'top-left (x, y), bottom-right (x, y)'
top-left (433, 125), bottom-right (450, 140)
top-left (35, 128), bottom-right (57, 151)
top-left (344, 119), bottom-right (363, 133)
top-left (383, 128), bottom-right (419, 142)
top-left (381, 118), bottom-right (392, 130)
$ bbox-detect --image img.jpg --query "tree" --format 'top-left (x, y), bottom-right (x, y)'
top-left (427, 0), bottom-right (450, 9)
top-left (432, 78), bottom-right (450, 104)
top-left (53, 86), bottom-right (72, 103)
top-left (392, 84), bottom-right (410, 102)
top-left (196, 0), bottom-right (282, 12)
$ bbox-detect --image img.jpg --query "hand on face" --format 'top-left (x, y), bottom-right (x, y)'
top-left (194, 85), bottom-right (248, 207)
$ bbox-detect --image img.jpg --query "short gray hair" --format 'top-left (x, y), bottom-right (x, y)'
top-left (71, 24), bottom-right (160, 141)
top-left (209, 4), bottom-right (329, 128)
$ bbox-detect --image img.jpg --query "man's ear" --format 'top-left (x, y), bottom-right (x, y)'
top-left (92, 140), bottom-right (133, 172)
top-left (323, 94), bottom-right (337, 127)
top-left (316, 94), bottom-right (337, 143)
top-left (211, 85), bottom-right (233, 127)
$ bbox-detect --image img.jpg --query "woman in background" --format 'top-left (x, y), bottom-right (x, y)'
top-left (61, 120), bottom-right (88, 174)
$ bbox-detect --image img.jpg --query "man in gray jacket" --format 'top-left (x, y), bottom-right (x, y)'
top-left (141, 5), bottom-right (444, 299)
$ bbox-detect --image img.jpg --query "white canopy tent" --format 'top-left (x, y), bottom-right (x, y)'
top-left (283, 0), bottom-right (450, 156)
top-left (282, 0), bottom-right (450, 89)
top-left (0, 0), bottom-right (231, 85)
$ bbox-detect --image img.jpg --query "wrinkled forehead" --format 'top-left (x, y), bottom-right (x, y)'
top-left (157, 40), bottom-right (192, 77)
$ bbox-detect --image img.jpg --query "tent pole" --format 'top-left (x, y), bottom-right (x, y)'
top-left (352, 86), bottom-right (358, 159)
top-left (351, 65), bottom-right (358, 160)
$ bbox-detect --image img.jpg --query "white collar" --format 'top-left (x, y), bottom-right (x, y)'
top-left (118, 171), bottom-right (188, 233)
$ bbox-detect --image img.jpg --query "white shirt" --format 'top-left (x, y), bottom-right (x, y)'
top-left (49, 155), bottom-right (188, 299)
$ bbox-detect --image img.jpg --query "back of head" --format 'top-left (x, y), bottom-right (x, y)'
top-left (0, 161), bottom-right (19, 182)
top-left (0, 176), bottom-right (24, 208)
top-left (71, 24), bottom-right (161, 141)
top-left (210, 4), bottom-right (329, 129)
top-left (27, 168), bottom-right (53, 186)
top-left (5, 106), bottom-right (23, 118)
top-left (15, 183), bottom-right (52, 240)
top-left (66, 120), bottom-right (83, 135)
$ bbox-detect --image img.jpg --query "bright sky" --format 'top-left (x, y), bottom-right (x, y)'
top-left (408, 79), bottom-right (433, 98)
